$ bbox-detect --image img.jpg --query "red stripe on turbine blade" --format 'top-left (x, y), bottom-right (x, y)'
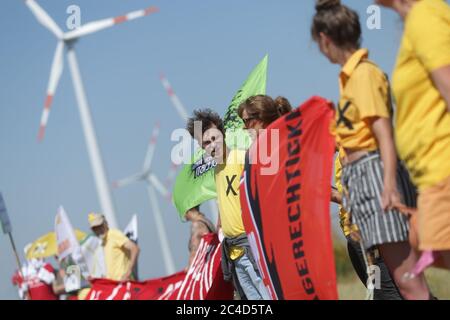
top-left (112, 181), bottom-right (119, 188)
top-left (150, 137), bottom-right (156, 145)
top-left (167, 87), bottom-right (175, 96)
top-left (114, 15), bottom-right (128, 24)
top-left (37, 125), bottom-right (46, 142)
top-left (45, 95), bottom-right (53, 109)
top-left (144, 7), bottom-right (159, 15)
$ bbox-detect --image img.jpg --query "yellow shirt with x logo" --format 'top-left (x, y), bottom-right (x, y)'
top-left (215, 148), bottom-right (246, 238)
top-left (333, 48), bottom-right (391, 152)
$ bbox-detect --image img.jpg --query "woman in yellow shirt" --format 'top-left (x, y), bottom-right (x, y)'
top-left (376, 0), bottom-right (450, 269)
top-left (311, 0), bottom-right (430, 299)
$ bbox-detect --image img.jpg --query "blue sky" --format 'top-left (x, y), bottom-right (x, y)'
top-left (0, 0), bottom-right (413, 299)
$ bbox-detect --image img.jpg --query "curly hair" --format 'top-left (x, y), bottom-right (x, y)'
top-left (186, 108), bottom-right (224, 140)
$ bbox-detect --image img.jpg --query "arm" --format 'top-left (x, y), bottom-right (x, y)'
top-left (431, 65), bottom-right (450, 112)
top-left (187, 222), bottom-right (209, 268)
top-left (370, 117), bottom-right (402, 211)
top-left (331, 186), bottom-right (342, 205)
top-left (121, 240), bottom-right (140, 281)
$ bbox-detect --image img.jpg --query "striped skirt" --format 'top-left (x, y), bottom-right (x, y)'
top-left (341, 151), bottom-right (416, 249)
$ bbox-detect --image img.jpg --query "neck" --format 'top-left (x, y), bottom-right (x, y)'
top-left (337, 48), bottom-right (358, 67)
top-left (190, 213), bottom-right (203, 222)
top-left (393, 0), bottom-right (416, 20)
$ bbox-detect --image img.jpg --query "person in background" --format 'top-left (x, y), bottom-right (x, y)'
top-left (333, 153), bottom-right (403, 300)
top-left (311, 0), bottom-right (430, 299)
top-left (88, 213), bottom-right (140, 281)
top-left (185, 205), bottom-right (216, 269)
top-left (375, 0), bottom-right (450, 269)
top-left (187, 108), bottom-right (270, 300)
top-left (12, 257), bottom-right (58, 300)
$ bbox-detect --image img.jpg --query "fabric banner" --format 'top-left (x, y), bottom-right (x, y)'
top-left (240, 96), bottom-right (338, 300)
top-left (85, 233), bottom-right (233, 300)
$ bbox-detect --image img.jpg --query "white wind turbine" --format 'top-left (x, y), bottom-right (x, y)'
top-left (113, 123), bottom-right (176, 275)
top-left (25, 0), bottom-right (159, 228)
top-left (159, 74), bottom-right (219, 223)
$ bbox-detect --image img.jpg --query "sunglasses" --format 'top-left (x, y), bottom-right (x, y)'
top-left (242, 116), bottom-right (258, 127)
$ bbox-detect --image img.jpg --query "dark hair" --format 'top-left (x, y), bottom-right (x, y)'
top-left (187, 108), bottom-right (224, 141)
top-left (311, 0), bottom-right (361, 50)
top-left (238, 95), bottom-right (292, 127)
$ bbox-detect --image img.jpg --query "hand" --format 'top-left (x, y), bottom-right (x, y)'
top-left (120, 271), bottom-right (132, 282)
top-left (331, 187), bottom-right (342, 204)
top-left (381, 184), bottom-right (402, 212)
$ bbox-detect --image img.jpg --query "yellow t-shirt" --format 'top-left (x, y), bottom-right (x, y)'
top-left (103, 229), bottom-right (131, 281)
top-left (334, 48), bottom-right (391, 152)
top-left (334, 152), bottom-right (358, 237)
top-left (215, 148), bottom-right (246, 238)
top-left (392, 0), bottom-right (450, 190)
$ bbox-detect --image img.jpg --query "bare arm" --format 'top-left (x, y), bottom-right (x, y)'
top-left (371, 117), bottom-right (402, 211)
top-left (331, 186), bottom-right (342, 205)
top-left (122, 240), bottom-right (140, 281)
top-left (431, 65), bottom-right (450, 112)
top-left (187, 222), bottom-right (209, 268)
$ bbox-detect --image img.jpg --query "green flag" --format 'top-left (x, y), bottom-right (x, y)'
top-left (223, 54), bottom-right (268, 150)
top-left (172, 55), bottom-right (268, 219)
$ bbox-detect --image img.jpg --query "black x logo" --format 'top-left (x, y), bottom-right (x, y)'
top-left (226, 175), bottom-right (238, 196)
top-left (337, 101), bottom-right (353, 130)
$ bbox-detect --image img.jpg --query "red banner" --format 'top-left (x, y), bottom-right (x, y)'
top-left (240, 96), bottom-right (338, 300)
top-left (85, 233), bottom-right (233, 300)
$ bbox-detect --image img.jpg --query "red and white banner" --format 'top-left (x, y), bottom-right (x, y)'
top-left (85, 233), bottom-right (233, 300)
top-left (240, 96), bottom-right (338, 300)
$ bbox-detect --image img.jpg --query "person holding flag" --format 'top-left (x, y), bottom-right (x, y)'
top-left (175, 56), bottom-right (270, 299)
top-left (186, 108), bottom-right (269, 300)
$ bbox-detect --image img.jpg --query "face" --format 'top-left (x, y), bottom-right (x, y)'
top-left (241, 109), bottom-right (264, 141)
top-left (91, 223), bottom-right (108, 239)
top-left (317, 33), bottom-right (339, 64)
top-left (201, 125), bottom-right (225, 162)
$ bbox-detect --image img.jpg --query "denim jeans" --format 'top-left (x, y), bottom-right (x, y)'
top-left (234, 253), bottom-right (270, 300)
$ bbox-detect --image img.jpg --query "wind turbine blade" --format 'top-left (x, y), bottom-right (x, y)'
top-left (147, 185), bottom-right (176, 275)
top-left (38, 41), bottom-right (65, 141)
top-left (25, 0), bottom-right (64, 39)
top-left (159, 73), bottom-right (189, 122)
top-left (142, 122), bottom-right (160, 173)
top-left (164, 163), bottom-right (180, 202)
top-left (64, 6), bottom-right (159, 41)
top-left (148, 174), bottom-right (169, 198)
top-left (112, 172), bottom-right (144, 189)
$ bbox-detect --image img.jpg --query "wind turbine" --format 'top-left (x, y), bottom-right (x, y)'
top-left (159, 74), bottom-right (219, 223)
top-left (113, 123), bottom-right (176, 275)
top-left (25, 0), bottom-right (159, 228)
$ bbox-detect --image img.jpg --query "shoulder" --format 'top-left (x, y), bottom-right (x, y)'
top-left (354, 60), bottom-right (385, 79)
top-left (406, 0), bottom-right (449, 33)
top-left (108, 229), bottom-right (128, 240)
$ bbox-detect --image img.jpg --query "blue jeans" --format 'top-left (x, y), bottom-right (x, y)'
top-left (234, 254), bottom-right (270, 300)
